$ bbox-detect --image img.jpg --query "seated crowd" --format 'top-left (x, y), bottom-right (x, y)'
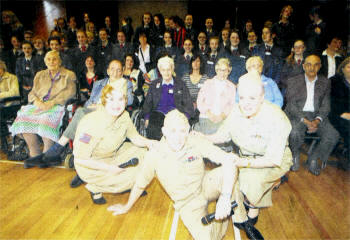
top-left (0, 5), bottom-right (349, 240)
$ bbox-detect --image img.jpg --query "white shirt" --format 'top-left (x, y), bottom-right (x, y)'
top-left (322, 50), bottom-right (340, 79)
top-left (138, 44), bottom-right (150, 74)
top-left (303, 74), bottom-right (317, 112)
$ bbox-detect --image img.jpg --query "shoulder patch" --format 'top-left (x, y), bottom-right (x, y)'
top-left (79, 133), bottom-right (92, 144)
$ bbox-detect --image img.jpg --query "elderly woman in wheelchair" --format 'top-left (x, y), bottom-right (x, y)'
top-left (0, 60), bottom-right (20, 152)
top-left (10, 50), bottom-right (76, 164)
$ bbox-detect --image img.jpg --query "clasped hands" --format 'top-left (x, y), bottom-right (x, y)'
top-left (303, 118), bottom-right (320, 133)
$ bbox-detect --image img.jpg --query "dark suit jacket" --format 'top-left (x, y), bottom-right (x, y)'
top-left (142, 77), bottom-right (195, 119)
top-left (68, 45), bottom-right (96, 76)
top-left (95, 41), bottom-right (114, 78)
top-left (252, 43), bottom-right (284, 84)
top-left (285, 74), bottom-right (331, 123)
top-left (320, 54), bottom-right (344, 78)
top-left (15, 55), bottom-right (44, 88)
top-left (155, 45), bottom-right (180, 62)
top-left (111, 42), bottom-right (134, 62)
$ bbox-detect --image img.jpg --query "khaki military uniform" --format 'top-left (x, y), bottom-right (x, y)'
top-left (217, 101), bottom-right (293, 207)
top-left (73, 106), bottom-right (147, 194)
top-left (134, 135), bottom-right (247, 240)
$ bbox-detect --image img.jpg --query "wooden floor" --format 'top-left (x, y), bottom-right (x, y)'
top-left (0, 150), bottom-right (349, 240)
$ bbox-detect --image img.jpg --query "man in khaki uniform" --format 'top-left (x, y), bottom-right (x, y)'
top-left (108, 109), bottom-right (263, 240)
top-left (73, 79), bottom-right (157, 204)
top-left (204, 71), bottom-right (293, 227)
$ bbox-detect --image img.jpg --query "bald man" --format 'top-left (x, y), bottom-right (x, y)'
top-left (108, 109), bottom-right (263, 240)
top-left (285, 54), bottom-right (339, 175)
top-left (203, 71), bottom-right (293, 229)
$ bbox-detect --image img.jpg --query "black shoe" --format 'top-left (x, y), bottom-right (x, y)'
top-left (90, 192), bottom-right (106, 205)
top-left (38, 156), bottom-right (62, 168)
top-left (23, 154), bottom-right (45, 169)
top-left (70, 174), bottom-right (84, 188)
top-left (234, 221), bottom-right (264, 240)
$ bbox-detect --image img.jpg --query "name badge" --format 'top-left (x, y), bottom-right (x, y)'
top-left (101, 52), bottom-right (105, 55)
top-left (197, 83), bottom-right (203, 88)
top-left (169, 89), bottom-right (173, 94)
top-left (265, 52), bottom-right (271, 56)
top-left (207, 61), bottom-right (214, 65)
top-left (156, 83), bottom-right (160, 88)
top-left (25, 66), bottom-right (30, 70)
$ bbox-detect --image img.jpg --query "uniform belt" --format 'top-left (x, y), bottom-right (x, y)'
top-left (238, 149), bottom-right (263, 158)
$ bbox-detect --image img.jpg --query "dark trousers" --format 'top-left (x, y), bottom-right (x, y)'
top-left (289, 112), bottom-right (340, 162)
top-left (146, 111), bottom-right (165, 140)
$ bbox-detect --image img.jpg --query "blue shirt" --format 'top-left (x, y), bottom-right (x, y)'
top-left (236, 74), bottom-right (283, 108)
top-left (84, 77), bottom-right (134, 107)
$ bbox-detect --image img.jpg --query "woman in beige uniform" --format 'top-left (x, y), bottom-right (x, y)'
top-left (73, 79), bottom-right (157, 204)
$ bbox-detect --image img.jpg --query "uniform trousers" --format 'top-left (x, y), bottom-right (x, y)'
top-left (178, 167), bottom-right (247, 240)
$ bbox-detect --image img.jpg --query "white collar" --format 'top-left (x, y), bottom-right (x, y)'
top-left (162, 78), bottom-right (174, 85)
top-left (305, 74), bottom-right (318, 84)
top-left (322, 49), bottom-right (340, 58)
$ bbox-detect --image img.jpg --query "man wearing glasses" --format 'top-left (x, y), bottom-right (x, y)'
top-left (285, 54), bottom-right (339, 175)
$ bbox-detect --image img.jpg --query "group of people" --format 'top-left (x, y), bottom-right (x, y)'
top-left (0, 5), bottom-right (349, 240)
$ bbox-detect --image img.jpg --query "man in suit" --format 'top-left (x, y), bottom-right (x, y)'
top-left (68, 30), bottom-right (96, 77)
top-left (95, 28), bottom-right (113, 78)
top-left (155, 31), bottom-right (179, 62)
top-left (142, 56), bottom-right (194, 140)
top-left (66, 16), bottom-right (78, 49)
top-left (285, 54), bottom-right (339, 175)
top-left (320, 36), bottom-right (344, 79)
top-left (133, 12), bottom-right (153, 47)
top-left (111, 31), bottom-right (133, 62)
top-left (184, 14), bottom-right (198, 44)
top-left (204, 17), bottom-right (217, 40)
top-left (252, 27), bottom-right (283, 85)
top-left (15, 41), bottom-right (43, 100)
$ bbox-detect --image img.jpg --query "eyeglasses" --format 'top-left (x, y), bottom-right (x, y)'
top-left (304, 63), bottom-right (321, 68)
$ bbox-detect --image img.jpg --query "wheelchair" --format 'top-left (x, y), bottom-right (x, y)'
top-left (0, 96), bottom-right (29, 160)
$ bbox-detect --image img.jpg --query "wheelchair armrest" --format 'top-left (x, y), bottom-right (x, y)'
top-left (0, 96), bottom-right (21, 104)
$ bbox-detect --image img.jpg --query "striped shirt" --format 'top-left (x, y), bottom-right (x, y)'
top-left (182, 73), bottom-right (208, 103)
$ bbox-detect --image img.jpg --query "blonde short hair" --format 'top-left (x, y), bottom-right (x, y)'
top-left (245, 56), bottom-right (264, 71)
top-left (215, 58), bottom-right (232, 73)
top-left (100, 79), bottom-right (128, 106)
top-left (44, 50), bottom-right (62, 66)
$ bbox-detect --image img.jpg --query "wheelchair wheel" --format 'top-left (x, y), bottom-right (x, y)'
top-left (64, 153), bottom-right (75, 169)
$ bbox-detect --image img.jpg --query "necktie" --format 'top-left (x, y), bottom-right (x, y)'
top-left (81, 45), bottom-right (86, 52)
top-left (120, 44), bottom-right (124, 49)
top-left (297, 59), bottom-right (301, 65)
top-left (186, 55), bottom-right (190, 61)
top-left (201, 46), bottom-right (204, 52)
top-left (211, 54), bottom-right (216, 60)
top-left (250, 46), bottom-right (253, 51)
